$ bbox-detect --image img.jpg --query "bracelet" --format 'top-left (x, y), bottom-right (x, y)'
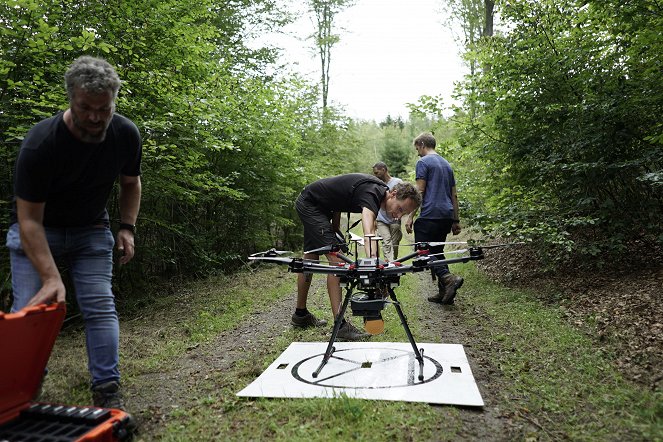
top-left (118, 223), bottom-right (136, 234)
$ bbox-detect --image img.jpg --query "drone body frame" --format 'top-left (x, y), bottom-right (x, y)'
top-left (249, 241), bottom-right (488, 380)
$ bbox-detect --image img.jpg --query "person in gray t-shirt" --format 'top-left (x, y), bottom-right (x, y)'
top-left (372, 162), bottom-right (403, 261)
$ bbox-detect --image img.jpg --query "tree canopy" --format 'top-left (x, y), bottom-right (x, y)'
top-left (1, 0), bottom-right (660, 301)
top-left (445, 0), bottom-right (663, 264)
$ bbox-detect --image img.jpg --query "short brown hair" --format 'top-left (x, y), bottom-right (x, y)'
top-left (413, 132), bottom-right (436, 149)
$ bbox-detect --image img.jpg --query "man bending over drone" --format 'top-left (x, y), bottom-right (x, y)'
top-left (292, 173), bottom-right (421, 340)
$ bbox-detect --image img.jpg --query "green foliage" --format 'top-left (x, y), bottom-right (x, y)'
top-left (0, 0), bottom-right (364, 295)
top-left (449, 0), bottom-right (663, 265)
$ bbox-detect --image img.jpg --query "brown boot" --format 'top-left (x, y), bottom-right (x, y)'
top-left (427, 278), bottom-right (449, 303)
top-left (440, 273), bottom-right (464, 304)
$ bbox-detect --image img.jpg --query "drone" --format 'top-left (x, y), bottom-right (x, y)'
top-left (249, 236), bottom-right (518, 381)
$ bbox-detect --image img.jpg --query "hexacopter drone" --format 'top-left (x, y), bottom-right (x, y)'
top-left (249, 236), bottom-right (513, 381)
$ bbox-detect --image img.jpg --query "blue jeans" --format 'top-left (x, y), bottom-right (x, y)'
top-left (413, 218), bottom-right (454, 281)
top-left (6, 223), bottom-right (120, 386)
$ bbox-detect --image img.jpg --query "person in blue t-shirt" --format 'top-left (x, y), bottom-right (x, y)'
top-left (405, 132), bottom-right (464, 304)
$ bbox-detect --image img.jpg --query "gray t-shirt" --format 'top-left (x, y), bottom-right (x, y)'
top-left (376, 176), bottom-right (403, 224)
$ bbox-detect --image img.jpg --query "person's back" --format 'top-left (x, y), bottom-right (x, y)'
top-left (406, 132), bottom-right (463, 304)
top-left (416, 154), bottom-right (455, 220)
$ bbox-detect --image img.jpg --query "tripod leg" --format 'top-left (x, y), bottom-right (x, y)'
top-left (312, 286), bottom-right (352, 378)
top-left (390, 288), bottom-right (425, 381)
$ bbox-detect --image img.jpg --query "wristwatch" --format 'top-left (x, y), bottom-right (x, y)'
top-left (118, 223), bottom-right (136, 234)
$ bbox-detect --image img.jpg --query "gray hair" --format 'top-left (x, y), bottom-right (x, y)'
top-left (64, 56), bottom-right (121, 100)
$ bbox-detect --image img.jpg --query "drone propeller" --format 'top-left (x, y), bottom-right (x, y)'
top-left (248, 256), bottom-right (296, 265)
top-left (349, 232), bottom-right (365, 246)
top-left (405, 240), bottom-right (527, 249)
top-left (473, 242), bottom-right (526, 249)
top-left (403, 241), bottom-right (469, 247)
top-left (428, 248), bottom-right (469, 257)
top-left (249, 248), bottom-right (292, 258)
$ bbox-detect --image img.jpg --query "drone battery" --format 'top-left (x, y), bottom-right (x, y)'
top-left (0, 303), bottom-right (132, 441)
top-left (350, 294), bottom-right (386, 317)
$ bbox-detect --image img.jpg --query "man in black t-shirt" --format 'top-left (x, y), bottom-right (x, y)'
top-left (6, 56), bottom-right (141, 416)
top-left (292, 174), bottom-right (421, 340)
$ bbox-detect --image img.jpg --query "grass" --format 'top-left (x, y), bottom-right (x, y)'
top-left (41, 261), bottom-right (661, 441)
top-left (454, 264), bottom-right (662, 441)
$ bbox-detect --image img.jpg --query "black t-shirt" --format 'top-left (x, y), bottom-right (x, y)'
top-left (10, 112), bottom-right (142, 227)
top-left (302, 173), bottom-right (388, 215)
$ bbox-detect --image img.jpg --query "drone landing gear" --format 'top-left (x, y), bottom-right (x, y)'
top-left (312, 286), bottom-right (425, 381)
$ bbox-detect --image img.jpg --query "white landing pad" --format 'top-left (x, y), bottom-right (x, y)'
top-left (237, 342), bottom-right (484, 406)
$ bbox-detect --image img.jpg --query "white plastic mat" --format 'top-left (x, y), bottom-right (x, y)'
top-left (237, 341), bottom-right (484, 406)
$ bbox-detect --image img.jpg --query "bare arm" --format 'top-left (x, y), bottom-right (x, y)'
top-left (360, 207), bottom-right (379, 257)
top-left (331, 211), bottom-right (341, 233)
top-left (16, 198), bottom-right (66, 305)
top-left (451, 185), bottom-right (461, 235)
top-left (406, 178), bottom-right (427, 234)
top-left (117, 175), bottom-right (141, 265)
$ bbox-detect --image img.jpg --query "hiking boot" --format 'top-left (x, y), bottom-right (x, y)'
top-left (291, 311), bottom-right (328, 328)
top-left (92, 380), bottom-right (126, 409)
top-left (427, 291), bottom-right (445, 303)
top-left (92, 381), bottom-right (137, 432)
top-left (440, 273), bottom-right (464, 304)
top-left (336, 320), bottom-right (370, 341)
top-left (427, 278), bottom-right (449, 303)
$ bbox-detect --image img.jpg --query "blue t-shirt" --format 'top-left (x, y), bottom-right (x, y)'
top-left (415, 153), bottom-right (455, 219)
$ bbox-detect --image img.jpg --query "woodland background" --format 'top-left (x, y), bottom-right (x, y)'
top-left (1, 0), bottom-right (661, 304)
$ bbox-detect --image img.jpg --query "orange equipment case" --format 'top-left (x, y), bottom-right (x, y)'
top-left (0, 303), bottom-right (132, 441)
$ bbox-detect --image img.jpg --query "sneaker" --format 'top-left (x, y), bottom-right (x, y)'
top-left (291, 311), bottom-right (328, 328)
top-left (336, 321), bottom-right (370, 341)
top-left (440, 274), bottom-right (464, 304)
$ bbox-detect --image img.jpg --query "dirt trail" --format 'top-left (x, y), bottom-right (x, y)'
top-left (123, 272), bottom-right (515, 440)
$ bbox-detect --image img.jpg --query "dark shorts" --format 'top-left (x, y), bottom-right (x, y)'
top-left (295, 191), bottom-right (340, 254)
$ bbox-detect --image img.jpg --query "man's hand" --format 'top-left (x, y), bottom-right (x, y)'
top-left (405, 217), bottom-right (414, 234)
top-left (27, 277), bottom-right (66, 306)
top-left (452, 222), bottom-right (462, 236)
top-left (116, 229), bottom-right (135, 265)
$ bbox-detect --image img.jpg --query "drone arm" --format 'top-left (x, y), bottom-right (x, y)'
top-left (426, 248), bottom-right (484, 268)
top-left (393, 250), bottom-right (423, 263)
top-left (329, 251), bottom-right (354, 264)
top-left (296, 261), bottom-right (350, 276)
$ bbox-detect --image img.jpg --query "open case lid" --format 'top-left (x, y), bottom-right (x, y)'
top-left (0, 303), bottom-right (65, 422)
